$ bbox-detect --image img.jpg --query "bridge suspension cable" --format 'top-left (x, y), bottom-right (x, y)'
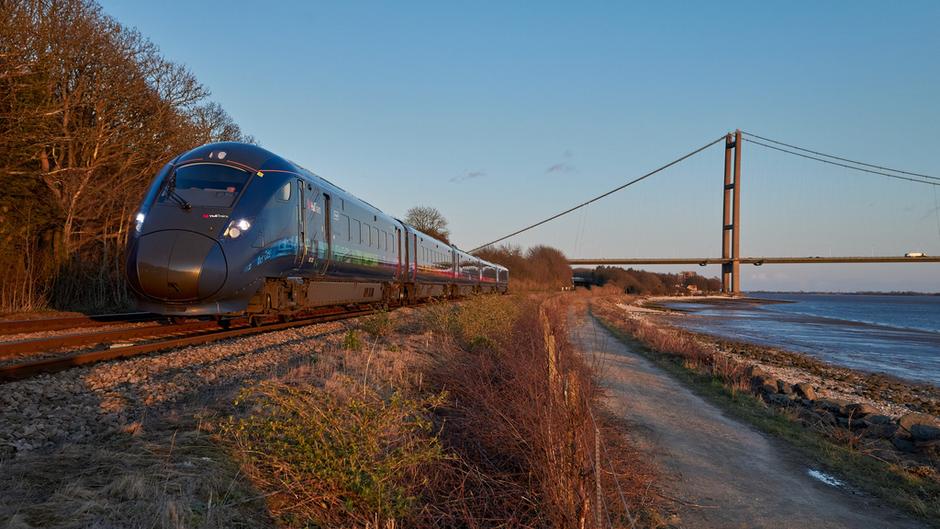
top-left (742, 132), bottom-right (940, 186)
top-left (470, 135), bottom-right (727, 252)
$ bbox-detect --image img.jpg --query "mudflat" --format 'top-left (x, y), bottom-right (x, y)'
top-left (570, 311), bottom-right (926, 529)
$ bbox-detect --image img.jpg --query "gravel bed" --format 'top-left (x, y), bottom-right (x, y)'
top-left (0, 319), bottom-right (349, 460)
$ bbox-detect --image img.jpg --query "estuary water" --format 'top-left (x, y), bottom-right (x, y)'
top-left (660, 293), bottom-right (940, 386)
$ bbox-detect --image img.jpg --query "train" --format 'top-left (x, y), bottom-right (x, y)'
top-left (125, 142), bottom-right (508, 319)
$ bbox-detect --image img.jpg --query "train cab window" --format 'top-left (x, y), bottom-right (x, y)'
top-left (276, 182), bottom-right (291, 201)
top-left (163, 163), bottom-right (249, 207)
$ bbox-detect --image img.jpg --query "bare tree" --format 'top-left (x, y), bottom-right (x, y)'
top-left (405, 206), bottom-right (450, 243)
top-left (0, 0), bottom-right (251, 311)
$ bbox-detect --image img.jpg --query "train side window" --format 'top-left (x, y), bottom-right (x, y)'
top-left (372, 227), bottom-right (379, 249)
top-left (353, 219), bottom-right (361, 244)
top-left (339, 214), bottom-right (350, 241)
top-left (277, 182), bottom-right (291, 201)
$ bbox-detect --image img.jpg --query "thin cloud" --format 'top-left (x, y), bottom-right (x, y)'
top-left (546, 162), bottom-right (576, 174)
top-left (546, 149), bottom-right (577, 174)
top-left (450, 170), bottom-right (486, 183)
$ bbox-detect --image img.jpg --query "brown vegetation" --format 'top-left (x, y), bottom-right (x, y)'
top-left (217, 295), bottom-right (657, 528)
top-left (0, 0), bottom-right (250, 312)
top-left (577, 266), bottom-right (721, 295)
top-left (474, 244), bottom-right (573, 290)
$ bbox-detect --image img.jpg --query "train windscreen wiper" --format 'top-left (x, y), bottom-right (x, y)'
top-left (165, 171), bottom-right (192, 210)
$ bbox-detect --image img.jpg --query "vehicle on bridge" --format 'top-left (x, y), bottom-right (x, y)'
top-left (126, 142), bottom-right (508, 318)
top-left (904, 252), bottom-right (927, 258)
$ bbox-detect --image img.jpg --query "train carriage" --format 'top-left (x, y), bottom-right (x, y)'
top-left (126, 142), bottom-right (508, 318)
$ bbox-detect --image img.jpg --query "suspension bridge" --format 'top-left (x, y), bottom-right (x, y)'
top-left (472, 130), bottom-right (940, 296)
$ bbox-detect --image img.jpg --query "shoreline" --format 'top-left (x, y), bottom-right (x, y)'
top-left (632, 295), bottom-right (939, 418)
top-left (588, 294), bottom-right (940, 523)
top-left (640, 294), bottom-right (940, 390)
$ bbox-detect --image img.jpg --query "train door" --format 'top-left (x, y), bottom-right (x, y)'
top-left (317, 194), bottom-right (331, 274)
top-left (305, 186), bottom-right (331, 275)
top-left (295, 179), bottom-right (309, 270)
top-left (296, 181), bottom-right (331, 275)
top-left (395, 227), bottom-right (402, 278)
top-left (412, 233), bottom-right (418, 281)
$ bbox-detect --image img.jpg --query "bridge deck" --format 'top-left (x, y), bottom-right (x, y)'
top-left (568, 256), bottom-right (940, 266)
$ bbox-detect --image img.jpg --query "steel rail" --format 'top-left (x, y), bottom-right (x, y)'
top-left (0, 307), bottom-right (372, 382)
top-left (0, 312), bottom-right (155, 336)
top-left (568, 256), bottom-right (940, 266)
top-left (0, 320), bottom-right (221, 359)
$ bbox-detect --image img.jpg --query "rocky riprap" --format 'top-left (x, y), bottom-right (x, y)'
top-left (749, 366), bottom-right (940, 463)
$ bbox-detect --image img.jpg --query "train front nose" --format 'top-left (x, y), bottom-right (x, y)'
top-left (130, 230), bottom-right (227, 301)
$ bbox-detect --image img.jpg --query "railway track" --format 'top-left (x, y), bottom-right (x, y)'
top-left (0, 306), bottom-right (373, 382)
top-left (0, 319), bottom-right (219, 359)
top-left (0, 312), bottom-right (156, 336)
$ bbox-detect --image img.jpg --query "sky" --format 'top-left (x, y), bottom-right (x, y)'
top-left (99, 1), bottom-right (940, 291)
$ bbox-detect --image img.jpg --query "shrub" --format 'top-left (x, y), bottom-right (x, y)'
top-left (220, 382), bottom-right (446, 528)
top-left (359, 309), bottom-right (392, 338)
top-left (342, 328), bottom-right (362, 351)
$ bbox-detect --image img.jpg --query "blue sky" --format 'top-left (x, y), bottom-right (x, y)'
top-left (100, 1), bottom-right (940, 291)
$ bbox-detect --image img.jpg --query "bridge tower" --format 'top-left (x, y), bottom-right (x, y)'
top-left (721, 130), bottom-right (743, 296)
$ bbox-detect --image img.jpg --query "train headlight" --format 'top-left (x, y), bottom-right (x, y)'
top-left (134, 212), bottom-right (145, 233)
top-left (225, 218), bottom-right (251, 239)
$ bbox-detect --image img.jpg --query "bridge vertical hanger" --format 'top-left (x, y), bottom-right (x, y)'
top-left (721, 130), bottom-right (743, 296)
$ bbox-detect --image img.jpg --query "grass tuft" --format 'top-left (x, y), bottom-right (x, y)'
top-left (220, 382), bottom-right (446, 528)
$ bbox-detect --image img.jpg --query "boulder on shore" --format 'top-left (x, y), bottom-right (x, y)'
top-left (910, 423), bottom-right (940, 442)
top-left (844, 402), bottom-right (878, 418)
top-left (864, 414), bottom-right (893, 425)
top-left (761, 381), bottom-right (779, 395)
top-left (794, 382), bottom-right (817, 401)
top-left (897, 412), bottom-right (940, 441)
top-left (863, 423), bottom-right (898, 439)
top-left (815, 398), bottom-right (850, 416)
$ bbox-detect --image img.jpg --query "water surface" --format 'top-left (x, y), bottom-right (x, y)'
top-left (660, 293), bottom-right (940, 386)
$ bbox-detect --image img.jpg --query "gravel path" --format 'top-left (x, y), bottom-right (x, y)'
top-left (571, 311), bottom-right (926, 529)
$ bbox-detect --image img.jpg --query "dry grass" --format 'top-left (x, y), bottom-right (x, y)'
top-left (213, 295), bottom-right (660, 528)
top-left (427, 295), bottom-right (659, 527)
top-left (219, 382), bottom-right (447, 528)
top-left (0, 426), bottom-right (272, 529)
top-left (592, 298), bottom-right (750, 392)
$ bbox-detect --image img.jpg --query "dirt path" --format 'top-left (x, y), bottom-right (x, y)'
top-left (570, 312), bottom-right (926, 529)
